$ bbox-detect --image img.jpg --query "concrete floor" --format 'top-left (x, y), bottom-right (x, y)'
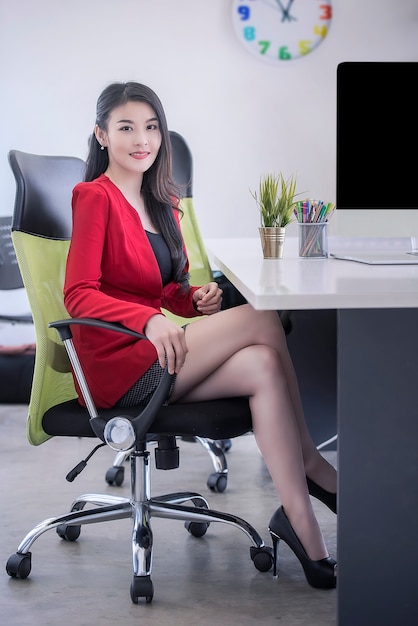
top-left (1, 404), bottom-right (337, 626)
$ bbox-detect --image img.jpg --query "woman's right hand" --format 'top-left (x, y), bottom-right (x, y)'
top-left (144, 314), bottom-right (188, 374)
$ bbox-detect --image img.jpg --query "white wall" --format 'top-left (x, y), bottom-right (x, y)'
top-left (1, 0), bottom-right (417, 239)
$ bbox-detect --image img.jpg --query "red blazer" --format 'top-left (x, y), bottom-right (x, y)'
top-left (64, 175), bottom-right (201, 408)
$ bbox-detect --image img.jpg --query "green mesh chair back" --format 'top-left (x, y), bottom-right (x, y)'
top-left (9, 151), bottom-right (85, 445)
top-left (178, 196), bottom-right (213, 287)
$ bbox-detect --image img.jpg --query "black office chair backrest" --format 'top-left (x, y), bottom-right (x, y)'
top-left (9, 151), bottom-right (86, 239)
top-left (169, 130), bottom-right (192, 198)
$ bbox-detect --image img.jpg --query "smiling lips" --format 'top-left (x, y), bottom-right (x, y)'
top-left (130, 152), bottom-right (149, 159)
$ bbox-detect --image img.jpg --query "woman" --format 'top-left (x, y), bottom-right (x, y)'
top-left (64, 81), bottom-right (337, 589)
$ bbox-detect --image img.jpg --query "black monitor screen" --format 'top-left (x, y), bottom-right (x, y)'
top-left (337, 62), bottom-right (418, 210)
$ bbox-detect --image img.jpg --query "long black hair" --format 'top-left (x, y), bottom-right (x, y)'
top-left (85, 81), bottom-right (188, 288)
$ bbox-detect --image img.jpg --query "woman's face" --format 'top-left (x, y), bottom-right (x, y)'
top-left (96, 100), bottom-right (162, 177)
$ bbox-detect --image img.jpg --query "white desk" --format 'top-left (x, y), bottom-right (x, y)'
top-left (206, 237), bottom-right (418, 310)
top-left (206, 237), bottom-right (418, 626)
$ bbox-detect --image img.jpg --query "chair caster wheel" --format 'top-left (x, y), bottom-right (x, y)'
top-left (130, 574), bottom-right (154, 604)
top-left (56, 524), bottom-right (81, 541)
top-left (6, 552), bottom-right (32, 579)
top-left (250, 546), bottom-right (274, 572)
top-left (216, 438), bottom-right (232, 452)
top-left (207, 472), bottom-right (227, 492)
top-left (184, 520), bottom-right (210, 537)
top-left (105, 465), bottom-right (125, 486)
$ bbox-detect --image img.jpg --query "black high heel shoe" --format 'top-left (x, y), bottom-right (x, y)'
top-left (306, 477), bottom-right (337, 514)
top-left (268, 506), bottom-right (337, 589)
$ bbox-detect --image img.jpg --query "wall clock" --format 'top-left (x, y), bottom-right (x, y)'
top-left (232, 0), bottom-right (333, 63)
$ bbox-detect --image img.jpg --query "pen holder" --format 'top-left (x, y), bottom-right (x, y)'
top-left (298, 222), bottom-right (328, 258)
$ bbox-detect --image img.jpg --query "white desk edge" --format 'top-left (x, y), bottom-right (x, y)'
top-left (205, 237), bottom-right (418, 310)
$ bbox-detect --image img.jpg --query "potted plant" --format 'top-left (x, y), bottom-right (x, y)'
top-left (250, 172), bottom-right (299, 258)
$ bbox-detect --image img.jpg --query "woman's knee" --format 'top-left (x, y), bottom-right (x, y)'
top-left (249, 344), bottom-right (284, 381)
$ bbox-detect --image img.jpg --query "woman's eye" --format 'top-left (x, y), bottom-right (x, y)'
top-left (119, 125), bottom-right (132, 132)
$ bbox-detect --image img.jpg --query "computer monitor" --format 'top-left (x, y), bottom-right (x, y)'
top-left (337, 61), bottom-right (418, 211)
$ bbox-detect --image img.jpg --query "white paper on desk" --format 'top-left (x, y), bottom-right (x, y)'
top-left (329, 236), bottom-right (418, 264)
top-left (0, 321), bottom-right (36, 346)
top-left (329, 252), bottom-right (418, 265)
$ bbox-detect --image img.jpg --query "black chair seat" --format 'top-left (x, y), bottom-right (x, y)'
top-left (43, 397), bottom-right (252, 440)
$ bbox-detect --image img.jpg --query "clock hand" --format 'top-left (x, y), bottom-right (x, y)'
top-left (274, 0), bottom-right (286, 14)
top-left (260, 0), bottom-right (283, 13)
top-left (275, 0), bottom-right (297, 23)
top-left (260, 0), bottom-right (297, 22)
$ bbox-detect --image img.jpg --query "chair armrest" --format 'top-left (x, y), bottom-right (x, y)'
top-left (49, 316), bottom-right (148, 341)
top-left (49, 317), bottom-right (174, 442)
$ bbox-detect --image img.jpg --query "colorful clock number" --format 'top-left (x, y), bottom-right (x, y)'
top-left (243, 26), bottom-right (256, 42)
top-left (238, 5), bottom-right (251, 20)
top-left (318, 3), bottom-right (332, 22)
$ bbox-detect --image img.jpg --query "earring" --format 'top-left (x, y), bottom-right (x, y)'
top-left (100, 145), bottom-right (105, 151)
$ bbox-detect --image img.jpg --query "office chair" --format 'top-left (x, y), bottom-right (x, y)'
top-left (104, 131), bottom-right (243, 491)
top-left (5, 149), bottom-right (273, 603)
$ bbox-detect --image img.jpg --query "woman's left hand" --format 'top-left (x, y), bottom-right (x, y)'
top-left (193, 282), bottom-right (222, 315)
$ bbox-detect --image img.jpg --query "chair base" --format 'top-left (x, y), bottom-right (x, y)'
top-left (106, 435), bottom-right (230, 492)
top-left (6, 441), bottom-right (273, 603)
